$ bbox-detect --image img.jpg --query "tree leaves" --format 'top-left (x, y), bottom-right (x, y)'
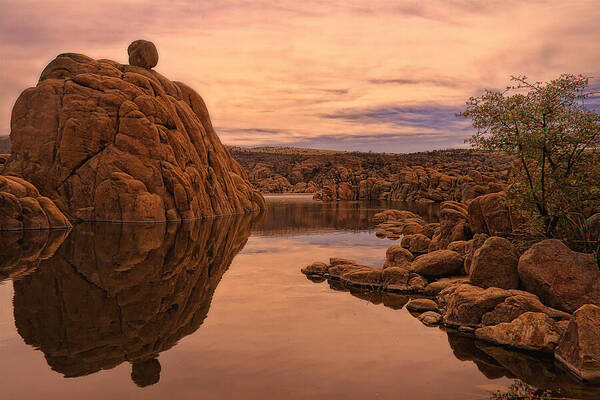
top-left (460, 74), bottom-right (600, 237)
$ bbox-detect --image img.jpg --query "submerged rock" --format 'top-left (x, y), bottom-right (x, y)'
top-left (4, 42), bottom-right (264, 222)
top-left (0, 229), bottom-right (69, 281)
top-left (301, 262), bottom-right (328, 276)
top-left (417, 311), bottom-right (442, 326)
top-left (555, 304), bottom-right (600, 382)
top-left (406, 298), bottom-right (439, 313)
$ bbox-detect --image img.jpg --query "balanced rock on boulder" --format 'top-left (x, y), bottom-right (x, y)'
top-left (128, 40), bottom-right (159, 69)
top-left (3, 41), bottom-right (264, 222)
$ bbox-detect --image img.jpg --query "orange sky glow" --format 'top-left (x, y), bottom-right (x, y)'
top-left (1, 0), bottom-right (599, 152)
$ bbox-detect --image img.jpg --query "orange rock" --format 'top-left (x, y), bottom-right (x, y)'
top-left (0, 175), bottom-right (71, 231)
top-left (4, 44), bottom-right (264, 222)
top-left (127, 40), bottom-right (159, 69)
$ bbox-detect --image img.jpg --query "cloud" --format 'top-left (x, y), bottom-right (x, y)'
top-left (1, 0), bottom-right (599, 151)
top-left (320, 104), bottom-right (470, 131)
top-left (368, 78), bottom-right (462, 88)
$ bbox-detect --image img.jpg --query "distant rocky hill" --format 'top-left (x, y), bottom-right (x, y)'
top-left (229, 146), bottom-right (512, 204)
top-left (0, 136), bottom-right (8, 153)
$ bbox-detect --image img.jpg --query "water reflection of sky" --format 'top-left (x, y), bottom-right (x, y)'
top-left (1, 196), bottom-right (598, 399)
top-left (245, 231), bottom-right (394, 267)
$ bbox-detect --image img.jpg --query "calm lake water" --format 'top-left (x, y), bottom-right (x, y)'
top-left (0, 194), bottom-right (598, 399)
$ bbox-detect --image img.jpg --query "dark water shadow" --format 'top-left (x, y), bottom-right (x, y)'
top-left (446, 331), bottom-right (600, 400)
top-left (304, 272), bottom-right (600, 399)
top-left (10, 213), bottom-right (259, 387)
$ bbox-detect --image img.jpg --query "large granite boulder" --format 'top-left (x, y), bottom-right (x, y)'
top-left (0, 175), bottom-right (71, 230)
top-left (400, 233), bottom-right (430, 255)
top-left (410, 249), bottom-right (464, 277)
top-left (469, 236), bottom-right (519, 289)
top-left (463, 233), bottom-right (488, 274)
top-left (518, 239), bottom-right (600, 313)
top-left (480, 292), bottom-right (570, 326)
top-left (4, 41), bottom-right (264, 222)
top-left (438, 283), bottom-right (569, 328)
top-left (475, 312), bottom-right (563, 353)
top-left (555, 304), bottom-right (600, 382)
top-left (468, 192), bottom-right (515, 235)
top-left (438, 283), bottom-right (511, 327)
top-left (383, 245), bottom-right (414, 268)
top-left (429, 201), bottom-right (470, 250)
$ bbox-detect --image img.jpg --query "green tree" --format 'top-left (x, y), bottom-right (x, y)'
top-left (460, 74), bottom-right (600, 237)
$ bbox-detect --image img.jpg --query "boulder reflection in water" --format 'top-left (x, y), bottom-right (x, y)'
top-left (12, 214), bottom-right (258, 386)
top-left (447, 331), bottom-right (600, 400)
top-left (0, 229), bottom-right (70, 282)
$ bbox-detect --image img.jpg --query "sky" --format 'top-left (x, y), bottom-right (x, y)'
top-left (1, 0), bottom-right (599, 153)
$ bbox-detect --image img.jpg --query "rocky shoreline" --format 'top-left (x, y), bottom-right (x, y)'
top-left (302, 205), bottom-right (600, 384)
top-left (230, 146), bottom-right (512, 204)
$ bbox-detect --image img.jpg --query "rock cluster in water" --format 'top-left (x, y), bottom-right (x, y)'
top-left (302, 205), bottom-right (600, 382)
top-left (0, 40), bottom-right (264, 226)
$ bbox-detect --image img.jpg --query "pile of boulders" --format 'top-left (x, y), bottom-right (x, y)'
top-left (302, 203), bottom-right (600, 382)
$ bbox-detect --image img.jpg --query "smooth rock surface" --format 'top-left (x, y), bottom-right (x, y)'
top-left (468, 192), bottom-right (514, 235)
top-left (469, 236), bottom-right (519, 289)
top-left (417, 311), bottom-right (442, 326)
top-left (481, 292), bottom-right (571, 326)
top-left (0, 175), bottom-right (71, 230)
top-left (439, 283), bottom-right (511, 327)
top-left (383, 245), bottom-right (414, 268)
top-left (555, 304), bottom-right (600, 382)
top-left (127, 40), bottom-right (159, 68)
top-left (475, 312), bottom-right (563, 353)
top-left (411, 250), bottom-right (464, 277)
top-left (406, 298), bottom-right (439, 313)
top-left (400, 234), bottom-right (431, 255)
top-left (518, 239), bottom-right (600, 313)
